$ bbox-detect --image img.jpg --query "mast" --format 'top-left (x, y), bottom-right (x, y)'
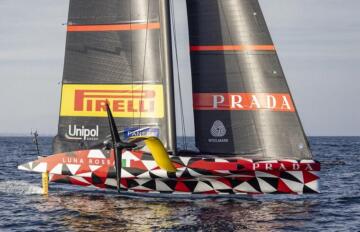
top-left (159, 0), bottom-right (177, 154)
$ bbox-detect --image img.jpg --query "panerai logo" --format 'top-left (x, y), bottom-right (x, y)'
top-left (209, 120), bottom-right (229, 143)
top-left (65, 125), bottom-right (99, 141)
top-left (211, 120), bottom-right (227, 137)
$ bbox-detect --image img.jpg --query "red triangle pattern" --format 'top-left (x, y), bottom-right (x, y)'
top-left (120, 179), bottom-right (128, 188)
top-left (130, 160), bottom-right (147, 170)
top-left (175, 182), bottom-right (190, 192)
top-left (278, 179), bottom-right (294, 193)
top-left (94, 166), bottom-right (109, 178)
top-left (303, 171), bottom-right (319, 184)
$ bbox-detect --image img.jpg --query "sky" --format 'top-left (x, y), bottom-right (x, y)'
top-left (0, 0), bottom-right (359, 136)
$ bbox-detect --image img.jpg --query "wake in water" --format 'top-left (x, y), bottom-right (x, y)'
top-left (0, 180), bottom-right (42, 195)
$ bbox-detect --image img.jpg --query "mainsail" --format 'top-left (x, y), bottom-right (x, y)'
top-left (187, 0), bottom-right (312, 159)
top-left (53, 0), bottom-right (176, 153)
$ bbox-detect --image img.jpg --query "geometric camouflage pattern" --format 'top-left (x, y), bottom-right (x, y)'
top-left (18, 149), bottom-right (320, 195)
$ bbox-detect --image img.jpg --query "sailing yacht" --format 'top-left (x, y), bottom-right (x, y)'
top-left (18, 0), bottom-right (320, 196)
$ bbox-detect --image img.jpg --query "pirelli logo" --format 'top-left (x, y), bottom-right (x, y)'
top-left (60, 84), bottom-right (164, 118)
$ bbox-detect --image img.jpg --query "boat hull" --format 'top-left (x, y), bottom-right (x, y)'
top-left (18, 149), bottom-right (320, 195)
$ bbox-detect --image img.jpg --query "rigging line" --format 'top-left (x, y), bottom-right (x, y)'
top-left (170, 0), bottom-right (187, 150)
top-left (139, 0), bottom-right (151, 128)
top-left (130, 0), bottom-right (135, 127)
top-left (218, 1), bottom-right (264, 156)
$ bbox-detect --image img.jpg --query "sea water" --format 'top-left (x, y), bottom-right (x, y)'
top-left (0, 137), bottom-right (359, 232)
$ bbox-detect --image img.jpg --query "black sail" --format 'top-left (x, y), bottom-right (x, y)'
top-left (187, 0), bottom-right (312, 159)
top-left (53, 0), bottom-right (174, 153)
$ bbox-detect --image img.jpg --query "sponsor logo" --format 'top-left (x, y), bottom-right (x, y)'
top-left (193, 93), bottom-right (295, 112)
top-left (62, 157), bottom-right (115, 166)
top-left (60, 84), bottom-right (164, 118)
top-left (209, 120), bottom-right (229, 143)
top-left (252, 162), bottom-right (315, 171)
top-left (61, 157), bottom-right (318, 171)
top-left (65, 125), bottom-right (99, 141)
top-left (124, 127), bottom-right (160, 139)
top-left (210, 120), bottom-right (226, 137)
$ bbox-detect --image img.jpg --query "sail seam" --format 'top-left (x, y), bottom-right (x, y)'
top-left (191, 45), bottom-right (275, 51)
